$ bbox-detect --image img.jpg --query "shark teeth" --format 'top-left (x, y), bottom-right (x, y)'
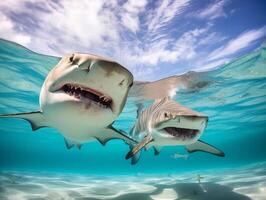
top-left (61, 84), bottom-right (112, 108)
top-left (163, 127), bottom-right (199, 140)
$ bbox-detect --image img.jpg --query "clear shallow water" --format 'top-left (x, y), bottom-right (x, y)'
top-left (0, 162), bottom-right (265, 200)
top-left (0, 39), bottom-right (265, 199)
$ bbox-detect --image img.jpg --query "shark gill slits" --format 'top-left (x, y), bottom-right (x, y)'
top-left (61, 84), bottom-right (112, 108)
top-left (164, 127), bottom-right (199, 140)
top-left (77, 65), bottom-right (90, 72)
top-left (83, 65), bottom-right (91, 73)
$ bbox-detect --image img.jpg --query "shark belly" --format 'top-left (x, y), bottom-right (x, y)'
top-left (42, 108), bottom-right (107, 143)
top-left (58, 126), bottom-right (97, 143)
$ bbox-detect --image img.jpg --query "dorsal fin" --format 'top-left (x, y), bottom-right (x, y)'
top-left (153, 96), bottom-right (170, 108)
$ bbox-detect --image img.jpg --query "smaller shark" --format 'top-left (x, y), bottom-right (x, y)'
top-left (126, 97), bottom-right (225, 164)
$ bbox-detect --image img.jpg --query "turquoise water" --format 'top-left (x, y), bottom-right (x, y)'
top-left (0, 39), bottom-right (265, 199)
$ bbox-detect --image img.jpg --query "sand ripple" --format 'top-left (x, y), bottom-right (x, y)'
top-left (0, 162), bottom-right (265, 200)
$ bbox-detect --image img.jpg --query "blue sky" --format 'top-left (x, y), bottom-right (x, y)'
top-left (0, 0), bottom-right (265, 80)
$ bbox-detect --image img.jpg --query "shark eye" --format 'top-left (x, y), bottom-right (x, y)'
top-left (129, 82), bottom-right (133, 87)
top-left (164, 113), bottom-right (168, 118)
top-left (69, 54), bottom-right (74, 62)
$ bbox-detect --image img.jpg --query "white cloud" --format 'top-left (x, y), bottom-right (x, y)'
top-left (208, 26), bottom-right (266, 61)
top-left (0, 0), bottom-right (30, 10)
top-left (0, 13), bottom-right (31, 46)
top-left (0, 0), bottom-right (194, 79)
top-left (0, 0), bottom-right (120, 56)
top-left (197, 32), bottom-right (227, 46)
top-left (121, 13), bottom-right (139, 33)
top-left (121, 0), bottom-right (147, 32)
top-left (121, 27), bottom-right (209, 69)
top-left (0, 0), bottom-right (264, 81)
top-left (0, 0), bottom-right (214, 80)
top-left (147, 0), bottom-right (190, 33)
top-left (187, 26), bottom-right (266, 73)
top-left (197, 58), bottom-right (230, 71)
top-left (196, 0), bottom-right (228, 20)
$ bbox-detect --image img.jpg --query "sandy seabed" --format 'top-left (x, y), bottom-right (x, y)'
top-left (0, 162), bottom-right (265, 200)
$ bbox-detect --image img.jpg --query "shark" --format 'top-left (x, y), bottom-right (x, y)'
top-left (126, 97), bottom-right (225, 164)
top-left (0, 53), bottom-right (137, 149)
top-left (129, 71), bottom-right (211, 101)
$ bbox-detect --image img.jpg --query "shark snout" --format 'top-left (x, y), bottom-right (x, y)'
top-left (154, 114), bottom-right (208, 144)
top-left (157, 115), bottom-right (207, 130)
top-left (42, 53), bottom-right (133, 120)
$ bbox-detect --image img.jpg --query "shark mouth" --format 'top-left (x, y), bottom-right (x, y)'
top-left (163, 127), bottom-right (199, 140)
top-left (61, 84), bottom-right (112, 108)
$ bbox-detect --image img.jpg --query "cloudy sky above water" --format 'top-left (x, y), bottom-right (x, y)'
top-left (0, 0), bottom-right (265, 80)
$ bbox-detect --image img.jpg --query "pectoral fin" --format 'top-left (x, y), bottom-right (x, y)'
top-left (186, 140), bottom-right (225, 157)
top-left (0, 111), bottom-right (46, 131)
top-left (94, 126), bottom-right (137, 146)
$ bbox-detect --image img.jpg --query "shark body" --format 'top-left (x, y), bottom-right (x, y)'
top-left (126, 97), bottom-right (225, 164)
top-left (129, 71), bottom-right (211, 101)
top-left (0, 53), bottom-right (136, 148)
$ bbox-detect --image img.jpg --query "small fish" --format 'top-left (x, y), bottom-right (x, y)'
top-left (171, 153), bottom-right (189, 160)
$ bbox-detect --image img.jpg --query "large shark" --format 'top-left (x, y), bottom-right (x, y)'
top-left (0, 53), bottom-right (136, 148)
top-left (126, 97), bottom-right (225, 164)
